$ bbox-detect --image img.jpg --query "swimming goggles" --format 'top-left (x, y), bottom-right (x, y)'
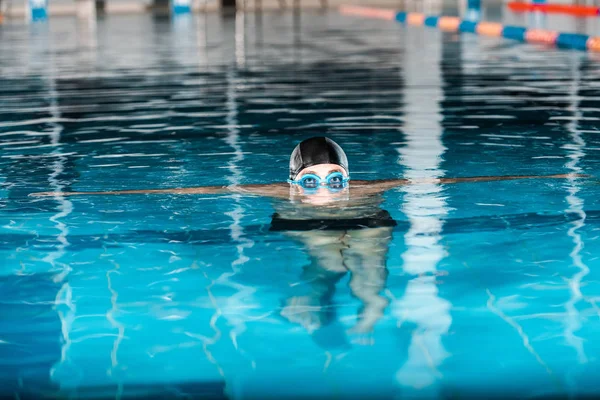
top-left (288, 171), bottom-right (350, 190)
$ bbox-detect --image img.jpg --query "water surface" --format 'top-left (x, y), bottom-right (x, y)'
top-left (2, 11), bottom-right (600, 399)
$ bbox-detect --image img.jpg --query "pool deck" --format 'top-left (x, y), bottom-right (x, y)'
top-left (1, 0), bottom-right (409, 17)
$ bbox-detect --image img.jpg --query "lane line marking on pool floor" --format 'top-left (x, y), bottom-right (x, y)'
top-left (339, 5), bottom-right (600, 53)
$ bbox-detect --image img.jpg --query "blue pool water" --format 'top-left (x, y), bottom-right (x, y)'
top-left (2, 10), bottom-right (600, 399)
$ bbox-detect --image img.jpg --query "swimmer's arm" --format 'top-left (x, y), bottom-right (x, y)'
top-left (229, 183), bottom-right (290, 199)
top-left (29, 183), bottom-right (290, 198)
top-left (30, 186), bottom-right (230, 197)
top-left (438, 173), bottom-right (588, 184)
top-left (353, 173), bottom-right (588, 194)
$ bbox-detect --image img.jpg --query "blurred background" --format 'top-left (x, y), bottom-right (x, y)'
top-left (1, 0), bottom-right (599, 35)
top-left (0, 0), bottom-right (538, 19)
top-left (3, 0), bottom-right (600, 398)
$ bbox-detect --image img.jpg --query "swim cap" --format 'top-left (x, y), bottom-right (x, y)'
top-left (289, 137), bottom-right (349, 180)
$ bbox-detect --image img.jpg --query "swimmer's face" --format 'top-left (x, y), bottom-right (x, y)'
top-left (290, 163), bottom-right (349, 205)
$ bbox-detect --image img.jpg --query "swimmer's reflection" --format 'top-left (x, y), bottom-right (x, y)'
top-left (273, 183), bottom-right (394, 340)
top-left (32, 137), bottom-right (587, 340)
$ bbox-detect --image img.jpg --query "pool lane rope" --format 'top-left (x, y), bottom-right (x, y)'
top-left (339, 5), bottom-right (600, 53)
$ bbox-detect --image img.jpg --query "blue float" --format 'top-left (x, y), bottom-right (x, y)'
top-left (424, 16), bottom-right (439, 27)
top-left (459, 20), bottom-right (478, 33)
top-left (172, 0), bottom-right (192, 14)
top-left (502, 25), bottom-right (527, 41)
top-left (29, 0), bottom-right (48, 21)
top-left (555, 33), bottom-right (589, 50)
top-left (395, 11), bottom-right (407, 23)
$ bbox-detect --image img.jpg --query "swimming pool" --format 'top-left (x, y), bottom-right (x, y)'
top-left (1, 9), bottom-right (600, 399)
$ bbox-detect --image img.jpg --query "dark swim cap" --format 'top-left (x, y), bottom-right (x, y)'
top-left (289, 137), bottom-right (349, 180)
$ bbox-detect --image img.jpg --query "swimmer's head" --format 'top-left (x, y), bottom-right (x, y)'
top-left (289, 137), bottom-right (349, 181)
top-left (288, 137), bottom-right (350, 203)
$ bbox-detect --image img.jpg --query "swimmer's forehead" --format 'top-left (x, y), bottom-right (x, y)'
top-left (301, 169), bottom-right (344, 176)
top-left (298, 164), bottom-right (346, 177)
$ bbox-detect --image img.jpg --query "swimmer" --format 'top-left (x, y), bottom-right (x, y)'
top-left (30, 137), bottom-right (586, 342)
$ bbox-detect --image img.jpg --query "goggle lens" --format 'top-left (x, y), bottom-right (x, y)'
top-left (327, 173), bottom-right (344, 188)
top-left (300, 175), bottom-right (318, 188)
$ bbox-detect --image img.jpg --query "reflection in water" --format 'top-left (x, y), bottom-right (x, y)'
top-left (76, 14), bottom-right (97, 51)
top-left (393, 28), bottom-right (451, 393)
top-left (172, 13), bottom-right (195, 67)
top-left (38, 36), bottom-right (76, 393)
top-left (206, 15), bottom-right (256, 396)
top-left (563, 56), bottom-right (588, 373)
top-left (106, 257), bottom-right (125, 399)
top-left (235, 11), bottom-right (246, 68)
top-left (281, 224), bottom-right (392, 345)
top-left (196, 12), bottom-right (208, 69)
top-left (220, 59), bottom-right (255, 356)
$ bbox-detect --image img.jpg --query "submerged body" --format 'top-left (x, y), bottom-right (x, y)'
top-left (270, 189), bottom-right (394, 338)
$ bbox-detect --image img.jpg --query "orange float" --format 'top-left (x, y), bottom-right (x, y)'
top-left (587, 36), bottom-right (600, 52)
top-left (407, 13), bottom-right (425, 26)
top-left (476, 22), bottom-right (504, 37)
top-left (525, 29), bottom-right (559, 45)
top-left (438, 16), bottom-right (460, 32)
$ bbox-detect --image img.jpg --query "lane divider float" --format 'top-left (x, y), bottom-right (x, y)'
top-left (507, 2), bottom-right (600, 17)
top-left (339, 5), bottom-right (600, 53)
